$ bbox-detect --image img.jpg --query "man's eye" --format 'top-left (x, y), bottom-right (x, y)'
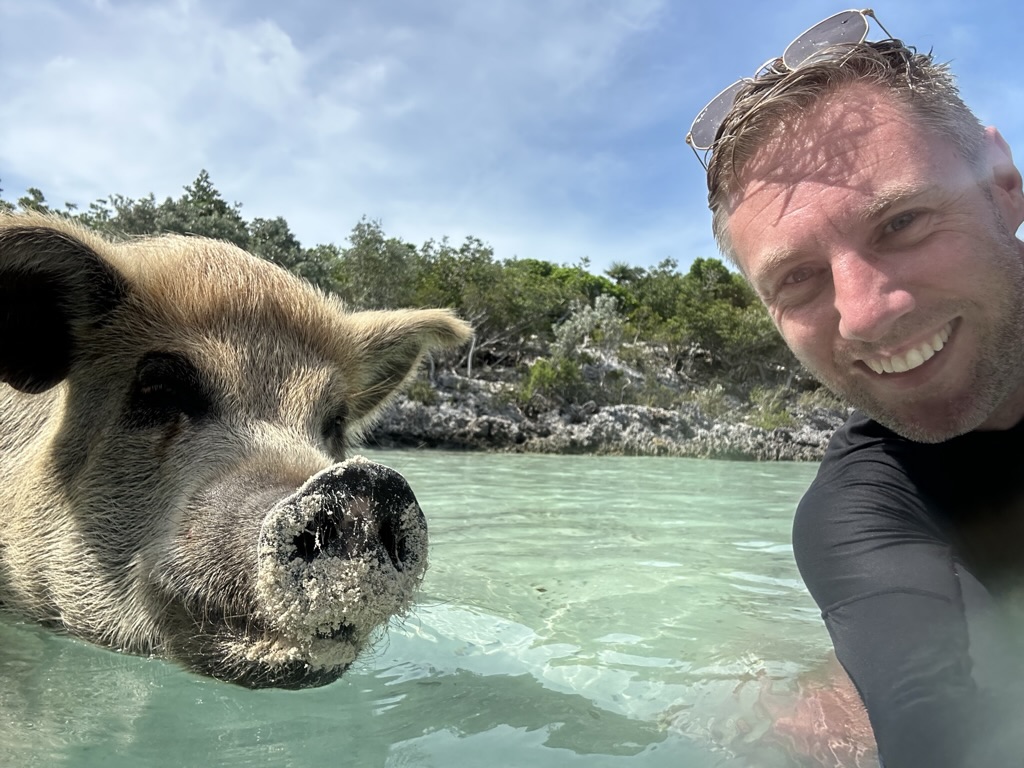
top-left (782, 266), bottom-right (816, 285)
top-left (885, 211), bottom-right (918, 234)
top-left (765, 264), bottom-right (827, 310)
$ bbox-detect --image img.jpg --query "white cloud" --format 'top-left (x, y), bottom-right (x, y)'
top-left (0, 0), bottom-right (718, 270)
top-left (3, 0), bottom-right (1019, 276)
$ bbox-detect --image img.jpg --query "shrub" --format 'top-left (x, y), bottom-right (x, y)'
top-left (796, 386), bottom-right (848, 412)
top-left (687, 384), bottom-right (732, 420)
top-left (405, 378), bottom-right (439, 406)
top-left (519, 357), bottom-right (583, 404)
top-left (746, 385), bottom-right (796, 430)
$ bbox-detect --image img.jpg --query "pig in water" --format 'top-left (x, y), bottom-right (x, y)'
top-left (0, 213), bottom-right (472, 689)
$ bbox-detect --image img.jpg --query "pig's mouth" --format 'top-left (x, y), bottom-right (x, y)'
top-left (195, 635), bottom-right (355, 689)
top-left (315, 622), bottom-right (356, 642)
top-left (167, 595), bottom-right (366, 689)
top-left (170, 457), bottom-right (428, 690)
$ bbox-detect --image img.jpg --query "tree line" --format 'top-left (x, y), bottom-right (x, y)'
top-left (1, 171), bottom-right (807, 410)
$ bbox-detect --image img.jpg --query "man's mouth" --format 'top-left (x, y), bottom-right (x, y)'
top-left (864, 322), bottom-right (952, 375)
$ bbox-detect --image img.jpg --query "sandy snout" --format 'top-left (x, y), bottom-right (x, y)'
top-left (255, 456), bottom-right (428, 669)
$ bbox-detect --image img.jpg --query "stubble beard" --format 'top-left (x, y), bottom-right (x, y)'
top-left (812, 226), bottom-right (1024, 443)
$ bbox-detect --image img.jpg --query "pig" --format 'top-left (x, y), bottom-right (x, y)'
top-left (0, 213), bottom-right (472, 689)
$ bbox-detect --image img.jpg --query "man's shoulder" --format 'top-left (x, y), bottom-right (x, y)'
top-left (792, 411), bottom-right (954, 605)
top-left (795, 409), bottom-right (1024, 556)
top-left (807, 410), bottom-right (919, 492)
top-left (793, 411), bottom-right (935, 562)
top-left (809, 409), bottom-right (1024, 499)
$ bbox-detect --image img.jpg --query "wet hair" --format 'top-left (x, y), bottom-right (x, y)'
top-left (706, 40), bottom-right (986, 263)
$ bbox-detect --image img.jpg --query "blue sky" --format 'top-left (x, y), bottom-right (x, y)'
top-left (1, 0), bottom-right (1020, 275)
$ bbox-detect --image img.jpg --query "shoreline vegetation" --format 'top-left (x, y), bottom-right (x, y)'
top-left (2, 171), bottom-right (849, 460)
top-left (366, 368), bottom-right (848, 462)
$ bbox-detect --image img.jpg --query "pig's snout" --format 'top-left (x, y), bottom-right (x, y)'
top-left (255, 456), bottom-right (427, 671)
top-left (290, 464), bottom-right (419, 572)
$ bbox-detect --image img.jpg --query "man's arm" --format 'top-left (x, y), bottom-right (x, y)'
top-left (794, 474), bottom-right (983, 767)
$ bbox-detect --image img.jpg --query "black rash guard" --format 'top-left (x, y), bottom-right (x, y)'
top-left (793, 410), bottom-right (1024, 767)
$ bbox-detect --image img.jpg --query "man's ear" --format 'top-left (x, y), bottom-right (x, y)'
top-left (984, 126), bottom-right (1024, 232)
top-left (345, 308), bottom-right (473, 423)
top-left (0, 215), bottom-right (128, 394)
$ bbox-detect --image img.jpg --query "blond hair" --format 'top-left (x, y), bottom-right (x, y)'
top-left (706, 40), bottom-right (985, 262)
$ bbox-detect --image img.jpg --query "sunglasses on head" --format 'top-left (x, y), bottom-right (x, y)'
top-left (685, 9), bottom-right (893, 162)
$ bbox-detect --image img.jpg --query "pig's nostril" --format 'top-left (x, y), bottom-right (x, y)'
top-left (379, 517), bottom-right (403, 571)
top-left (290, 507), bottom-right (408, 569)
top-left (292, 511), bottom-right (342, 563)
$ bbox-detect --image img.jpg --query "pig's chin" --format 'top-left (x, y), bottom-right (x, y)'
top-left (202, 654), bottom-right (349, 690)
top-left (163, 607), bottom-right (382, 689)
top-left (196, 627), bottom-right (366, 690)
top-left (247, 664), bottom-right (344, 690)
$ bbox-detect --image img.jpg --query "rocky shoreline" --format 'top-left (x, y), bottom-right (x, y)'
top-left (366, 372), bottom-right (850, 462)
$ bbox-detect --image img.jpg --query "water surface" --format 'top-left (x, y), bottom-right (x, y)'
top-left (1, 451), bottom-right (837, 767)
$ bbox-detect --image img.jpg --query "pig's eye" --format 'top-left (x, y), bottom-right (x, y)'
top-left (321, 405), bottom-right (348, 451)
top-left (128, 352), bottom-right (212, 427)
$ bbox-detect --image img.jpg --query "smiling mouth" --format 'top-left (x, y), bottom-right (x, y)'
top-left (865, 322), bottom-right (953, 375)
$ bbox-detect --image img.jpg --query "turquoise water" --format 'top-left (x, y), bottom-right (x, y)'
top-left (0, 451), bottom-right (837, 767)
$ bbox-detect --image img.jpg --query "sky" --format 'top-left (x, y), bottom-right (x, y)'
top-left (1, 0), bottom-right (1021, 276)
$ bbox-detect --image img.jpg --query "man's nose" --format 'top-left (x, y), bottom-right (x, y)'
top-left (832, 254), bottom-right (915, 343)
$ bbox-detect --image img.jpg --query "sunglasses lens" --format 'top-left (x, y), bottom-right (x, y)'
top-left (782, 10), bottom-right (868, 69)
top-left (687, 80), bottom-right (748, 151)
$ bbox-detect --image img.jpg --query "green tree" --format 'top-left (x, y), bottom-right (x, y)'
top-left (335, 217), bottom-right (420, 309)
top-left (605, 261), bottom-right (646, 286)
top-left (249, 215), bottom-right (301, 268)
top-left (416, 235), bottom-right (498, 311)
top-left (76, 192), bottom-right (161, 236)
top-left (0, 180), bottom-right (14, 214)
top-left (622, 259), bottom-right (690, 368)
top-left (296, 243), bottom-right (344, 293)
top-left (673, 257), bottom-right (795, 384)
top-left (415, 236), bottom-right (504, 372)
top-left (16, 187), bottom-right (50, 214)
top-left (153, 170), bottom-right (250, 247)
top-left (73, 171), bottom-right (247, 246)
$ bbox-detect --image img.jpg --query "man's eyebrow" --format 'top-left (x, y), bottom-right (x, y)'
top-left (747, 247), bottom-right (800, 290)
top-left (860, 183), bottom-right (933, 220)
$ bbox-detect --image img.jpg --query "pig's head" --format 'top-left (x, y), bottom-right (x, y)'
top-left (0, 214), bottom-right (472, 688)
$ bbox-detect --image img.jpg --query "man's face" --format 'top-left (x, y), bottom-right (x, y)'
top-left (727, 83), bottom-right (1024, 442)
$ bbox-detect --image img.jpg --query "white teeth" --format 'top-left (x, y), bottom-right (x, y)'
top-left (867, 323), bottom-right (952, 375)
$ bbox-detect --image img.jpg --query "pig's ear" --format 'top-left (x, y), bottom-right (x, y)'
top-left (0, 217), bottom-right (128, 394)
top-left (347, 308), bottom-right (473, 422)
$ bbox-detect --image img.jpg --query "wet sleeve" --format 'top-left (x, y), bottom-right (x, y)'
top-left (793, 469), bottom-right (984, 768)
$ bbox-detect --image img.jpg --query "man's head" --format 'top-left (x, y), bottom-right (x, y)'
top-left (706, 40), bottom-right (987, 261)
top-left (695, 29), bottom-right (1024, 442)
